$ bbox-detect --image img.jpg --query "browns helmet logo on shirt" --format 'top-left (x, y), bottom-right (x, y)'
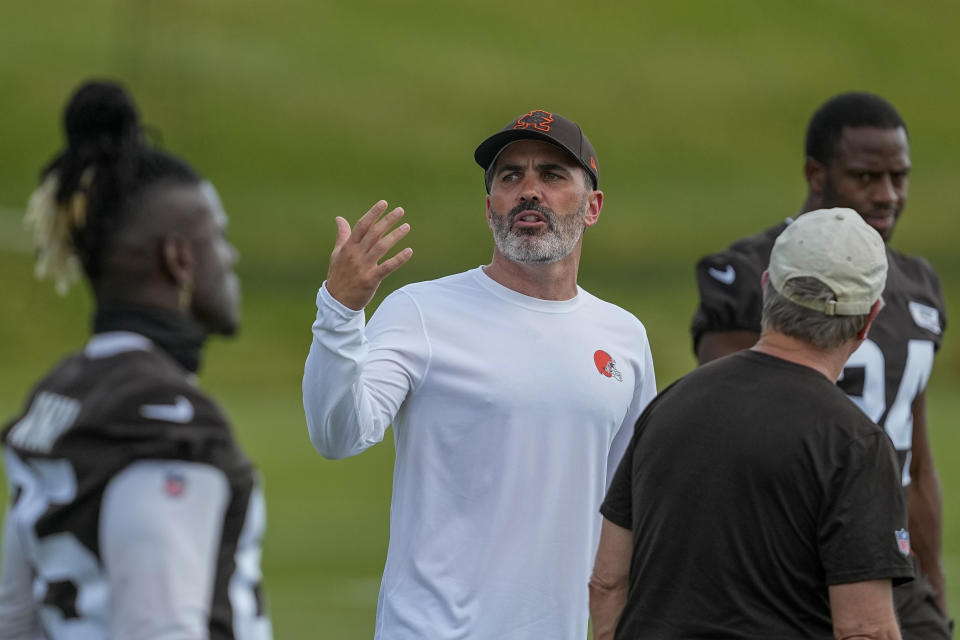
top-left (513, 110), bottom-right (554, 132)
top-left (594, 350), bottom-right (623, 382)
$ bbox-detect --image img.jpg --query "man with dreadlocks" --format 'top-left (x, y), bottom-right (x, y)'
top-left (0, 80), bottom-right (272, 639)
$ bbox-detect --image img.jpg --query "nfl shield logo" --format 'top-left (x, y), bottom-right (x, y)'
top-left (164, 471), bottom-right (186, 497)
top-left (895, 528), bottom-right (911, 556)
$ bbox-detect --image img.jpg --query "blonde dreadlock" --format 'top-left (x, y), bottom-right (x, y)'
top-left (24, 168), bottom-right (96, 295)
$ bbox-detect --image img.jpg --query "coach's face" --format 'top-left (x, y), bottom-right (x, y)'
top-left (485, 140), bottom-right (602, 264)
top-left (809, 126), bottom-right (910, 242)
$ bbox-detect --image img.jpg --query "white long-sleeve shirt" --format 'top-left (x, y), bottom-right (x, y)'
top-left (304, 267), bottom-right (656, 639)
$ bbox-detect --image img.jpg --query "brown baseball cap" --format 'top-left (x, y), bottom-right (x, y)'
top-left (474, 109), bottom-right (599, 192)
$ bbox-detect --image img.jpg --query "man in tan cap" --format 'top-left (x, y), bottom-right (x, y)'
top-left (691, 93), bottom-right (949, 638)
top-left (591, 208), bottom-right (912, 640)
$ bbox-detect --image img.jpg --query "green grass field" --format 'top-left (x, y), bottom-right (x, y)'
top-left (1, 1), bottom-right (959, 636)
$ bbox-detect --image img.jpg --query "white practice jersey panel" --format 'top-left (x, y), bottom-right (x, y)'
top-left (100, 460), bottom-right (230, 639)
top-left (304, 267), bottom-right (657, 639)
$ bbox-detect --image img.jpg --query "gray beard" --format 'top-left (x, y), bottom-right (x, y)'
top-left (490, 196), bottom-right (587, 264)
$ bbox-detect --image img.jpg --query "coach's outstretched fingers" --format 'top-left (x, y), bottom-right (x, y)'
top-left (326, 200), bottom-right (413, 310)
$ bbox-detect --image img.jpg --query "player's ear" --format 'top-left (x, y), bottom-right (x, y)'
top-left (485, 195), bottom-right (494, 228)
top-left (584, 190), bottom-right (603, 228)
top-left (856, 297), bottom-right (885, 341)
top-left (805, 157), bottom-right (826, 196)
top-left (161, 232), bottom-right (195, 291)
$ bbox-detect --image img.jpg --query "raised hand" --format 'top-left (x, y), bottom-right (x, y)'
top-left (325, 200), bottom-right (413, 310)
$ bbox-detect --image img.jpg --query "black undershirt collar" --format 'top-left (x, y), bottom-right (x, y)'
top-left (93, 302), bottom-right (207, 373)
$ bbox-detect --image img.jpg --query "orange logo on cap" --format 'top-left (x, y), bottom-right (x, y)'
top-left (590, 156), bottom-right (597, 171)
top-left (513, 110), bottom-right (554, 132)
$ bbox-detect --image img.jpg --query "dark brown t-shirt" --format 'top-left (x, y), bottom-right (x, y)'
top-left (602, 350), bottom-right (913, 639)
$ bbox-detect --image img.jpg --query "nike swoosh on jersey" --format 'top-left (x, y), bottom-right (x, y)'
top-left (708, 264), bottom-right (736, 285)
top-left (141, 396), bottom-right (195, 423)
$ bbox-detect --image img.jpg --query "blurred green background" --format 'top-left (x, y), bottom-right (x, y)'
top-left (1, 1), bottom-right (958, 636)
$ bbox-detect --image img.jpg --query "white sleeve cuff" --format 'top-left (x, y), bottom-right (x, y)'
top-left (317, 282), bottom-right (365, 320)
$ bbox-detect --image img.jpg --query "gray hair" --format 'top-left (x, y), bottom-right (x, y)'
top-left (761, 277), bottom-right (870, 349)
top-left (581, 168), bottom-right (596, 192)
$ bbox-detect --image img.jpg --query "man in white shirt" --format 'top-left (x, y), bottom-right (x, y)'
top-left (303, 109), bottom-right (657, 639)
